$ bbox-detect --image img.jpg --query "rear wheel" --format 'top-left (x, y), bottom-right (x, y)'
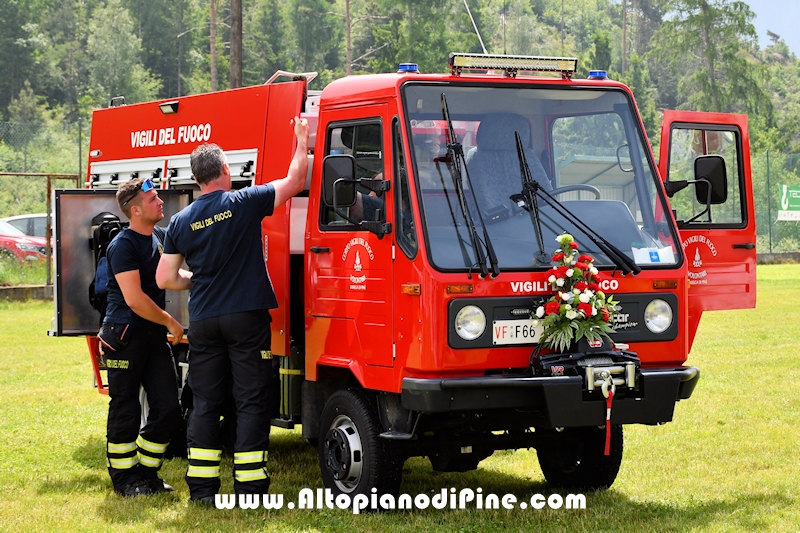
top-left (537, 425), bottom-right (623, 491)
top-left (318, 388), bottom-right (402, 498)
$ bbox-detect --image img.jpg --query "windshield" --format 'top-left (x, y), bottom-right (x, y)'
top-left (403, 83), bottom-right (680, 272)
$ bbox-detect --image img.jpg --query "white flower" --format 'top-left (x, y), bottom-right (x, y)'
top-left (561, 292), bottom-right (571, 301)
top-left (566, 269), bottom-right (574, 277)
top-left (565, 304), bottom-right (572, 310)
top-left (590, 267), bottom-right (598, 275)
top-left (579, 293), bottom-right (591, 304)
top-left (573, 288), bottom-right (581, 294)
top-left (536, 306), bottom-right (545, 318)
top-left (548, 275), bottom-right (556, 283)
top-left (556, 278), bottom-right (565, 287)
top-left (532, 319), bottom-right (540, 327)
top-left (592, 307), bottom-right (598, 316)
top-left (566, 310), bottom-right (578, 320)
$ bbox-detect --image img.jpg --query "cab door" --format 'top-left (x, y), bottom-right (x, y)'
top-left (306, 106), bottom-right (395, 368)
top-left (658, 111), bottom-right (756, 346)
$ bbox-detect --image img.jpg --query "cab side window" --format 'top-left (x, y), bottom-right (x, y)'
top-left (322, 121), bottom-right (385, 227)
top-left (394, 119), bottom-right (417, 256)
top-left (667, 126), bottom-right (744, 226)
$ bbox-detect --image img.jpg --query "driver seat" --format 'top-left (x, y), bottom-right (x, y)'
top-left (467, 113), bottom-right (551, 215)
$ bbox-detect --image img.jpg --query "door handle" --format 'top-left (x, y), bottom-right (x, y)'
top-left (310, 246), bottom-right (330, 254)
top-left (733, 243), bottom-right (755, 250)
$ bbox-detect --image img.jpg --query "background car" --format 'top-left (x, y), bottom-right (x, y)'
top-left (0, 220), bottom-right (47, 262)
top-left (0, 213), bottom-right (51, 238)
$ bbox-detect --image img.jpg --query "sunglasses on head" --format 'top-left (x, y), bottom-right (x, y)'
top-left (121, 178), bottom-right (156, 207)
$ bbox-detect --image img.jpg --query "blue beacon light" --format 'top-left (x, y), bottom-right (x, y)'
top-left (588, 70), bottom-right (608, 80)
top-left (398, 63), bottom-right (419, 73)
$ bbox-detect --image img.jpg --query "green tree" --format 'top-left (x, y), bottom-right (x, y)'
top-left (291, 0), bottom-right (342, 78)
top-left (623, 53), bottom-right (658, 139)
top-left (651, 0), bottom-right (770, 119)
top-left (0, 0), bottom-right (43, 120)
top-left (5, 80), bottom-right (47, 172)
top-left (755, 34), bottom-right (800, 153)
top-left (86, 0), bottom-right (161, 105)
top-left (368, 0), bottom-right (451, 75)
top-left (590, 30), bottom-right (612, 71)
top-left (123, 0), bottom-right (198, 98)
top-left (244, 0), bottom-right (294, 85)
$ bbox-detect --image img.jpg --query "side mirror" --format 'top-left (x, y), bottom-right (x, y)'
top-left (323, 154), bottom-right (356, 208)
top-left (694, 155), bottom-right (727, 205)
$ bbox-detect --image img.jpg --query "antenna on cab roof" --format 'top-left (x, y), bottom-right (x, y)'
top-left (463, 0), bottom-right (488, 55)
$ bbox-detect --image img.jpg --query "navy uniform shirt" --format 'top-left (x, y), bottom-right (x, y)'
top-left (163, 185), bottom-right (278, 321)
top-left (104, 225), bottom-right (168, 333)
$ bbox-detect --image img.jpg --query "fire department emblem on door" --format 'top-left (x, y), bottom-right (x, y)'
top-left (343, 238), bottom-right (374, 290)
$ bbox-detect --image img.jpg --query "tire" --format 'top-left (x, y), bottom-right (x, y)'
top-left (537, 425), bottom-right (623, 491)
top-left (318, 388), bottom-right (402, 499)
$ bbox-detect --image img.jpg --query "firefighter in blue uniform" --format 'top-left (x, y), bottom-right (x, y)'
top-left (100, 177), bottom-right (186, 496)
top-left (157, 117), bottom-right (309, 504)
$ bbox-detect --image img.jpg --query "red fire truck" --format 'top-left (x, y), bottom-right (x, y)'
top-left (50, 53), bottom-right (756, 497)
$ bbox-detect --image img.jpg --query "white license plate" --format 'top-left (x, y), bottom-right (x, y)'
top-left (492, 319), bottom-right (542, 345)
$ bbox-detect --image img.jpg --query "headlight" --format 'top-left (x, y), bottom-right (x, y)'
top-left (644, 299), bottom-right (673, 333)
top-left (455, 305), bottom-right (486, 341)
top-left (16, 243), bottom-right (39, 252)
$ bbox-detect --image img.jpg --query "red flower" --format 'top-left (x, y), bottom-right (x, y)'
top-left (601, 308), bottom-right (610, 322)
top-left (574, 281), bottom-right (589, 292)
top-left (569, 242), bottom-right (579, 249)
top-left (588, 282), bottom-right (599, 291)
top-left (545, 301), bottom-right (562, 315)
top-left (574, 262), bottom-right (589, 271)
top-left (577, 254), bottom-right (594, 263)
top-left (552, 252), bottom-right (566, 262)
top-left (577, 303), bottom-right (593, 317)
top-left (553, 265), bottom-right (569, 278)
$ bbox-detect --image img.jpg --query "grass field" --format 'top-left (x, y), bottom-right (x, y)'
top-left (1, 265), bottom-right (799, 532)
top-left (0, 258), bottom-right (49, 286)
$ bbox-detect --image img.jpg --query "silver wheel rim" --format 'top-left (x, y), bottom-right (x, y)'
top-left (324, 413), bottom-right (364, 493)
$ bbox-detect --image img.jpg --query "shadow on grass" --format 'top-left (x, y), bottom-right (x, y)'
top-left (50, 431), bottom-right (793, 532)
top-left (72, 436), bottom-right (107, 469)
top-left (36, 437), bottom-right (108, 496)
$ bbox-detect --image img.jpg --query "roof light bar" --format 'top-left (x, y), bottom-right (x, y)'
top-left (448, 52), bottom-right (578, 79)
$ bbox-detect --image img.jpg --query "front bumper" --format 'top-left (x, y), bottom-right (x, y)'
top-left (401, 366), bottom-right (699, 428)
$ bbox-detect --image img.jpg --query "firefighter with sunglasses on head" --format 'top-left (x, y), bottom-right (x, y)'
top-left (100, 177), bottom-right (188, 496)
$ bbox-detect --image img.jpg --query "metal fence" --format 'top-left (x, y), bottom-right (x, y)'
top-left (752, 151), bottom-right (800, 253)
top-left (0, 121), bottom-right (86, 220)
top-left (0, 120), bottom-right (86, 176)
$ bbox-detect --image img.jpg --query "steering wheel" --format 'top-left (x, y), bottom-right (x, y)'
top-left (550, 184), bottom-right (601, 199)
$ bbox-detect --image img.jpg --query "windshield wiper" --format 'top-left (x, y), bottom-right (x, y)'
top-left (440, 93), bottom-right (499, 278)
top-left (433, 157), bottom-right (474, 270)
top-left (513, 148), bottom-right (641, 276)
top-left (510, 131), bottom-right (549, 266)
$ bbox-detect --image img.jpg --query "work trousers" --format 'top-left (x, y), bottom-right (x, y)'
top-left (185, 309), bottom-right (273, 498)
top-left (106, 326), bottom-right (181, 490)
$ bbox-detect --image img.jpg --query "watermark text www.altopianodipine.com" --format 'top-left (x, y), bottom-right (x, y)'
top-left (210, 487), bottom-right (586, 514)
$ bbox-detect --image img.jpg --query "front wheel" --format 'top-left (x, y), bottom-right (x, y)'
top-left (318, 388), bottom-right (402, 498)
top-left (537, 425), bottom-right (623, 491)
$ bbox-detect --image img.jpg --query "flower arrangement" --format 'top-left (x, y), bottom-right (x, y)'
top-left (532, 234), bottom-right (618, 352)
